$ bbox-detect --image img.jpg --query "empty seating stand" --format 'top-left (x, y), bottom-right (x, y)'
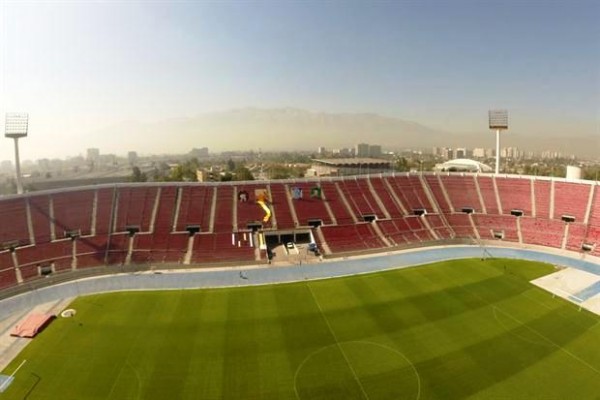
top-left (496, 177), bottom-right (532, 216)
top-left (534, 180), bottom-right (552, 219)
top-left (369, 177), bottom-right (404, 217)
top-left (477, 176), bottom-right (500, 214)
top-left (472, 214), bottom-right (519, 242)
top-left (320, 181), bottom-right (356, 224)
top-left (114, 187), bottom-right (158, 233)
top-left (385, 175), bottom-right (433, 212)
top-left (268, 183), bottom-right (295, 229)
top-left (554, 182), bottom-right (591, 222)
top-left (288, 182), bottom-right (332, 226)
top-left (338, 179), bottom-right (385, 220)
top-left (320, 224), bottom-right (385, 253)
top-left (131, 233), bottom-right (188, 264)
top-left (0, 197), bottom-right (29, 247)
top-left (191, 233), bottom-right (254, 263)
top-left (442, 175), bottom-right (482, 213)
top-left (174, 186), bottom-right (214, 232)
top-left (52, 190), bottom-right (95, 237)
top-left (0, 176), bottom-right (600, 293)
top-left (520, 218), bottom-right (564, 249)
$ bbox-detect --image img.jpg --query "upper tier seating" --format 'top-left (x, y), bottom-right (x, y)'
top-left (368, 177), bottom-right (404, 217)
top-left (496, 177), bottom-right (532, 216)
top-left (268, 183), bottom-right (296, 229)
top-left (441, 175), bottom-right (482, 213)
top-left (0, 198), bottom-right (29, 246)
top-left (337, 179), bottom-right (386, 219)
top-left (174, 186), bottom-right (214, 232)
top-left (534, 180), bottom-right (552, 219)
top-left (52, 190), bottom-right (95, 237)
top-left (385, 175), bottom-right (433, 213)
top-left (114, 187), bottom-right (158, 233)
top-left (424, 175), bottom-right (452, 213)
top-left (288, 182), bottom-right (332, 226)
top-left (320, 182), bottom-right (355, 224)
top-left (476, 176), bottom-right (500, 214)
top-left (554, 182), bottom-right (591, 222)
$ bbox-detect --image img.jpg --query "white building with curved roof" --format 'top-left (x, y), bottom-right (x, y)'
top-left (434, 158), bottom-right (493, 173)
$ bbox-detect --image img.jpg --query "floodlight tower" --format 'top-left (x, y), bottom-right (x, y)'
top-left (488, 110), bottom-right (508, 175)
top-left (5, 113), bottom-right (29, 194)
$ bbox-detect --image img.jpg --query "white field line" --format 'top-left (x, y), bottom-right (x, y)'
top-left (305, 283), bottom-right (371, 400)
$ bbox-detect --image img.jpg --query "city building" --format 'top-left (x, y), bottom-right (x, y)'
top-left (355, 143), bottom-right (370, 158)
top-left (368, 144), bottom-right (382, 158)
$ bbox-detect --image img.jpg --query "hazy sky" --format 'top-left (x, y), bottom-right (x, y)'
top-left (1, 0), bottom-right (599, 160)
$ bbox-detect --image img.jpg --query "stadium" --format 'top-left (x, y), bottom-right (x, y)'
top-left (1, 172), bottom-right (600, 398)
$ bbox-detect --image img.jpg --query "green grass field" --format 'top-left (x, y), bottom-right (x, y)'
top-left (4, 258), bottom-right (600, 399)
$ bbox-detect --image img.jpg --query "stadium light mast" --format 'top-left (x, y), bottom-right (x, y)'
top-left (488, 110), bottom-right (508, 175)
top-left (5, 113), bottom-right (29, 194)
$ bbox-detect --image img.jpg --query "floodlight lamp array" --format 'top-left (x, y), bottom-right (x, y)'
top-left (5, 113), bottom-right (29, 138)
top-left (488, 109), bottom-right (508, 130)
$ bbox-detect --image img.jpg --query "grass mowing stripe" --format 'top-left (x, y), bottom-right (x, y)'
top-left (439, 263), bottom-right (600, 378)
top-left (305, 282), bottom-right (371, 400)
top-left (492, 305), bottom-right (600, 376)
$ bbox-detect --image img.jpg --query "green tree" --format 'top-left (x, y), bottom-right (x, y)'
top-left (130, 166), bottom-right (148, 182)
top-left (234, 167), bottom-right (254, 181)
top-left (227, 159), bottom-right (236, 171)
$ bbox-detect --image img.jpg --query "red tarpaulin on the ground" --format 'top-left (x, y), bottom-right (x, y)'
top-left (10, 313), bottom-right (55, 338)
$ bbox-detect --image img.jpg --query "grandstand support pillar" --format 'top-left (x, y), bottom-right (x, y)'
top-left (314, 227), bottom-right (332, 255)
top-left (473, 176), bottom-right (487, 214)
top-left (72, 239), bottom-right (78, 270)
top-left (421, 216), bottom-right (440, 241)
top-left (583, 185), bottom-right (595, 225)
top-left (530, 179), bottom-right (537, 218)
top-left (516, 217), bottom-right (523, 244)
top-left (436, 175), bottom-right (454, 213)
top-left (284, 184), bottom-right (300, 227)
top-left (208, 187), bottom-right (217, 233)
top-left (232, 186), bottom-right (238, 232)
top-left (149, 188), bottom-right (161, 233)
top-left (319, 185), bottom-right (338, 225)
top-left (183, 235), bottom-right (194, 265)
top-left (172, 187), bottom-right (183, 232)
top-left (335, 182), bottom-right (359, 223)
top-left (419, 175), bottom-right (440, 214)
top-left (382, 177), bottom-right (408, 215)
top-left (12, 252), bottom-right (23, 284)
top-left (549, 180), bottom-right (555, 220)
top-left (124, 235), bottom-right (134, 265)
top-left (253, 233), bottom-right (262, 261)
top-left (25, 198), bottom-right (35, 245)
top-left (371, 221), bottom-right (392, 247)
top-left (467, 214), bottom-right (480, 240)
top-left (366, 177), bottom-right (391, 219)
top-left (561, 223), bottom-right (569, 250)
top-left (492, 176), bottom-right (503, 215)
top-left (91, 189), bottom-right (98, 236)
top-left (49, 196), bottom-right (56, 241)
top-left (495, 129), bottom-right (500, 175)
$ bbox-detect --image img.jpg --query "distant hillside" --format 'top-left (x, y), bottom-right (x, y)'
top-left (89, 108), bottom-right (599, 157)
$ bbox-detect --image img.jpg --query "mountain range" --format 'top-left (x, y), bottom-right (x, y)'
top-left (90, 108), bottom-right (599, 157)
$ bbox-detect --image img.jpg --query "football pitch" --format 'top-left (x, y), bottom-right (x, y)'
top-left (4, 258), bottom-right (600, 399)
